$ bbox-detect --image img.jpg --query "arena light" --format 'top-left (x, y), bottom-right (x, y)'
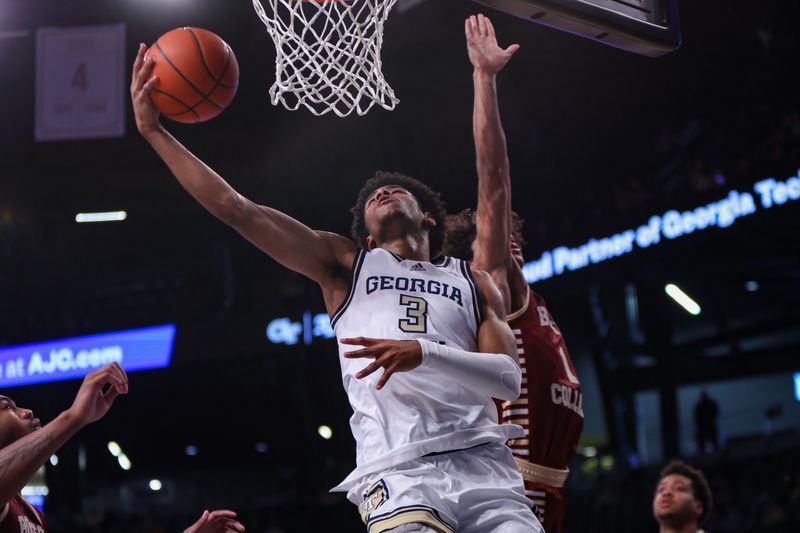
top-left (75, 211), bottom-right (127, 223)
top-left (745, 280), bottom-right (759, 292)
top-left (21, 485), bottom-right (49, 497)
top-left (148, 479), bottom-right (162, 491)
top-left (665, 284), bottom-right (701, 315)
top-left (185, 445), bottom-right (198, 457)
top-left (254, 442), bottom-right (269, 453)
top-left (794, 373), bottom-right (800, 402)
top-left (49, 455), bottom-right (58, 466)
top-left (318, 425), bottom-right (333, 440)
top-left (107, 441), bottom-right (122, 457)
top-left (118, 453), bottom-right (131, 471)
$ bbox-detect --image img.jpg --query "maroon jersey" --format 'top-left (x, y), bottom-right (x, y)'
top-left (499, 288), bottom-right (583, 532)
top-left (0, 496), bottom-right (46, 533)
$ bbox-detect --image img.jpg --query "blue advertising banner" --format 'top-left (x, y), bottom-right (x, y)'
top-left (0, 325), bottom-right (175, 388)
top-left (522, 172), bottom-right (800, 283)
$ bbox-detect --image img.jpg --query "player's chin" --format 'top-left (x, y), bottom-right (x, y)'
top-left (654, 506), bottom-right (678, 521)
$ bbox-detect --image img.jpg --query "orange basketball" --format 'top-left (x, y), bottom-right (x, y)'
top-left (146, 27), bottom-right (239, 124)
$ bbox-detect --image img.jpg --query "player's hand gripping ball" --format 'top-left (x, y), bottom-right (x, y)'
top-left (145, 27), bottom-right (239, 123)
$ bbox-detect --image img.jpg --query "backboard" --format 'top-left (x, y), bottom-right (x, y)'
top-left (472, 0), bottom-right (681, 57)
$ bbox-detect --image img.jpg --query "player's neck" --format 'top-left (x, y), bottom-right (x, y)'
top-left (659, 522), bottom-right (700, 533)
top-left (376, 236), bottom-right (430, 262)
top-left (506, 261), bottom-right (529, 312)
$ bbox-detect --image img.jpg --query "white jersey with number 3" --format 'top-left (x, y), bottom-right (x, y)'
top-left (331, 248), bottom-right (524, 491)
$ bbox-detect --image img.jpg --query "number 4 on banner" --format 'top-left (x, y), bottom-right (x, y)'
top-left (35, 24), bottom-right (125, 141)
top-left (72, 63), bottom-right (88, 91)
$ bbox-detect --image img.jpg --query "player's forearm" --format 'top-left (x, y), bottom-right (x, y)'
top-left (473, 70), bottom-right (511, 193)
top-left (0, 411), bottom-right (83, 504)
top-left (418, 338), bottom-right (521, 400)
top-left (142, 126), bottom-right (244, 224)
top-left (472, 70), bottom-right (512, 271)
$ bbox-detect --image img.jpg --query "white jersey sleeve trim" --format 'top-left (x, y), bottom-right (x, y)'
top-left (459, 260), bottom-right (483, 325)
top-left (330, 248), bottom-right (368, 329)
top-left (0, 502), bottom-right (9, 522)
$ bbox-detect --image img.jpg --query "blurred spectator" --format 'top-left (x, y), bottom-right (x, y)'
top-left (695, 391), bottom-right (720, 454)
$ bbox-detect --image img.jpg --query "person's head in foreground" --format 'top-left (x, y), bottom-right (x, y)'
top-left (653, 460), bottom-right (713, 533)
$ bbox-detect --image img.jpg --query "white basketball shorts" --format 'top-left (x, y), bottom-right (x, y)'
top-left (348, 443), bottom-right (543, 533)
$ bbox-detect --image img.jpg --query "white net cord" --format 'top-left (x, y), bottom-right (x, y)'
top-left (252, 0), bottom-right (400, 117)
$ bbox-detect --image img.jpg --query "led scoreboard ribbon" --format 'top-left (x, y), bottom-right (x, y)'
top-left (523, 173), bottom-right (800, 283)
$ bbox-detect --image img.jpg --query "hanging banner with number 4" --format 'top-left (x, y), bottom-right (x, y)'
top-left (35, 24), bottom-right (125, 141)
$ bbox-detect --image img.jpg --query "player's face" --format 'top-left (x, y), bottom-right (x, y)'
top-left (653, 474), bottom-right (702, 527)
top-left (0, 396), bottom-right (41, 449)
top-left (364, 185), bottom-right (426, 236)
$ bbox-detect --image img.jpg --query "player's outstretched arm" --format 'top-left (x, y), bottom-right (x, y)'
top-left (0, 364), bottom-right (128, 506)
top-left (466, 15), bottom-right (519, 303)
top-left (130, 44), bottom-right (355, 285)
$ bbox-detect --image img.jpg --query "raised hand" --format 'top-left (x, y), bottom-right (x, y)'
top-left (66, 363), bottom-right (128, 427)
top-left (130, 43), bottom-right (162, 135)
top-left (184, 510), bottom-right (246, 533)
top-left (342, 337), bottom-right (424, 390)
top-left (466, 14), bottom-right (520, 75)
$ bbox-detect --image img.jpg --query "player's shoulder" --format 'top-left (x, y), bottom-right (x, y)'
top-left (314, 231), bottom-right (359, 263)
top-left (469, 267), bottom-right (492, 284)
top-left (470, 268), bottom-right (507, 316)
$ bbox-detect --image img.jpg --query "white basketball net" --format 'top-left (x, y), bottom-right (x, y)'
top-left (252, 0), bottom-right (399, 117)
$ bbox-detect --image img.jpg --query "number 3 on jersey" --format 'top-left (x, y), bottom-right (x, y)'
top-left (399, 295), bottom-right (428, 333)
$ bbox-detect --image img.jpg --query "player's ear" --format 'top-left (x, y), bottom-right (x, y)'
top-left (693, 500), bottom-right (703, 520)
top-left (366, 234), bottom-right (377, 250)
top-left (422, 212), bottom-right (436, 231)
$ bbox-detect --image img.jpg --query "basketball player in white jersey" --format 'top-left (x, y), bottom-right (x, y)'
top-left (131, 43), bottom-right (542, 532)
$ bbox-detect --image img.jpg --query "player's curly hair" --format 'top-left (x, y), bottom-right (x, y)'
top-left (350, 171), bottom-right (447, 258)
top-left (658, 460), bottom-right (713, 524)
top-left (442, 208), bottom-right (527, 261)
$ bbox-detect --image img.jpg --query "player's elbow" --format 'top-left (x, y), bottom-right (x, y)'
top-left (215, 192), bottom-right (254, 227)
top-left (496, 360), bottom-right (522, 401)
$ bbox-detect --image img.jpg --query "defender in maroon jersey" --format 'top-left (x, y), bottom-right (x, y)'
top-left (1, 364), bottom-right (244, 533)
top-left (443, 14), bottom-right (584, 532)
